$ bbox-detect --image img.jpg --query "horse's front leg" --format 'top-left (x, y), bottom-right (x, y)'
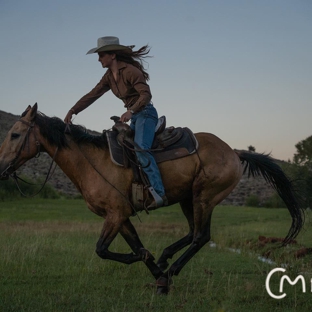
top-left (119, 219), bottom-right (163, 280)
top-left (96, 217), bottom-right (141, 264)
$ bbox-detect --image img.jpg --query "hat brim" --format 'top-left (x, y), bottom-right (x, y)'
top-left (86, 44), bottom-right (131, 55)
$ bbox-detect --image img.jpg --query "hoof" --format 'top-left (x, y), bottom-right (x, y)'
top-left (157, 286), bottom-right (169, 295)
top-left (156, 276), bottom-right (172, 295)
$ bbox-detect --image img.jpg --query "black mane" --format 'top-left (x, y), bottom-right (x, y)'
top-left (34, 112), bottom-right (108, 150)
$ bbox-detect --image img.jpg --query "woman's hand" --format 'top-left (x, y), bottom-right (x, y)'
top-left (120, 110), bottom-right (132, 123)
top-left (64, 109), bottom-right (74, 124)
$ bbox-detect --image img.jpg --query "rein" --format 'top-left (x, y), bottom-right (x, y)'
top-left (4, 119), bottom-right (59, 197)
top-left (68, 126), bottom-right (141, 221)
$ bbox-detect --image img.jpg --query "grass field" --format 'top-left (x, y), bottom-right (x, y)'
top-left (0, 199), bottom-right (311, 312)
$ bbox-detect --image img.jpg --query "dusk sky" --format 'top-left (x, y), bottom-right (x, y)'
top-left (1, 0), bottom-right (311, 161)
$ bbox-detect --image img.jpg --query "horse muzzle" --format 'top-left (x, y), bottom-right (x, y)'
top-left (0, 163), bottom-right (14, 180)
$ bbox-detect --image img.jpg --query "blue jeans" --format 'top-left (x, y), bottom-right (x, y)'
top-left (130, 103), bottom-right (165, 197)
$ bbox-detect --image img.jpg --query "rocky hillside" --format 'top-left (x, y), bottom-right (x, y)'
top-left (0, 110), bottom-right (274, 204)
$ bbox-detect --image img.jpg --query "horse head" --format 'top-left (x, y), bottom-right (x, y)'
top-left (0, 103), bottom-right (40, 180)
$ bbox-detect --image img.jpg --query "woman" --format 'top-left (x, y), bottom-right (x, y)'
top-left (64, 36), bottom-right (167, 208)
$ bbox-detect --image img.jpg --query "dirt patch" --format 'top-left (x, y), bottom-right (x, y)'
top-left (246, 235), bottom-right (312, 260)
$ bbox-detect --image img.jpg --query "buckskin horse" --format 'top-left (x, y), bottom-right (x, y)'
top-left (0, 104), bottom-right (305, 294)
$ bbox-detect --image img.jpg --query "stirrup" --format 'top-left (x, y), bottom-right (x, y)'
top-left (147, 187), bottom-right (163, 208)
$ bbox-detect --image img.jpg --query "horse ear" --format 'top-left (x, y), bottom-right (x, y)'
top-left (21, 105), bottom-right (32, 117)
top-left (24, 103), bottom-right (38, 121)
top-left (30, 103), bottom-right (38, 120)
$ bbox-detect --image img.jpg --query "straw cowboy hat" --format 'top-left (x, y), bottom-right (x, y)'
top-left (86, 36), bottom-right (133, 54)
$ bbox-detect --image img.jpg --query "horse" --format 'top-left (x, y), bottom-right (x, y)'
top-left (0, 104), bottom-right (305, 294)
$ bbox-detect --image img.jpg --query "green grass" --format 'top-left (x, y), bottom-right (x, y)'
top-left (0, 199), bottom-right (311, 312)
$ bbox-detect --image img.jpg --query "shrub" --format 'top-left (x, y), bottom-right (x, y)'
top-left (245, 194), bottom-right (260, 207)
top-left (263, 192), bottom-right (286, 208)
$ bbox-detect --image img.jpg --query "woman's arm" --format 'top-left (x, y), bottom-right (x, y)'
top-left (64, 75), bottom-right (110, 123)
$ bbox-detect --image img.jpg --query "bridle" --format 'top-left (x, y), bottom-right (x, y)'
top-left (1, 118), bottom-right (58, 197)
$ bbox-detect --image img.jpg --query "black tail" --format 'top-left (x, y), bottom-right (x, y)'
top-left (235, 150), bottom-right (305, 244)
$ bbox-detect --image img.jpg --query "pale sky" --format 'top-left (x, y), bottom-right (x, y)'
top-left (1, 0), bottom-right (311, 161)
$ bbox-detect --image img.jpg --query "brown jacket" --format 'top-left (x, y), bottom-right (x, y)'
top-left (71, 61), bottom-right (152, 114)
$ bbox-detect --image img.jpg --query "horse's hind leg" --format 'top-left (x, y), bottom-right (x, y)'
top-left (156, 197), bottom-right (194, 271)
top-left (156, 176), bottom-right (240, 294)
top-left (156, 200), bottom-right (213, 295)
top-left (157, 238), bottom-right (213, 295)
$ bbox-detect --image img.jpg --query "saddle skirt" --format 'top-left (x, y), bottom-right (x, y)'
top-left (106, 126), bottom-right (199, 167)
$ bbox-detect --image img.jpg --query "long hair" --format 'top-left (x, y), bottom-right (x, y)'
top-left (108, 45), bottom-right (152, 81)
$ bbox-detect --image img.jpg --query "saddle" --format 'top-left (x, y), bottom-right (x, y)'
top-left (106, 116), bottom-right (198, 167)
top-left (105, 116), bottom-right (199, 212)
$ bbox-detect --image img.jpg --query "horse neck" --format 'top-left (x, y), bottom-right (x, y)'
top-left (41, 138), bottom-right (110, 188)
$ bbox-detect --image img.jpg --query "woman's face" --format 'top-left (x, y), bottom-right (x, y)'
top-left (98, 52), bottom-right (115, 68)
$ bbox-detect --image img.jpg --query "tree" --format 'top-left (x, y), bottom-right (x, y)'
top-left (289, 135), bottom-right (312, 207)
top-left (248, 145), bottom-right (256, 152)
top-left (293, 135), bottom-right (312, 169)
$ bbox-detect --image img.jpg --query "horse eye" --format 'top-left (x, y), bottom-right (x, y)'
top-left (11, 133), bottom-right (20, 140)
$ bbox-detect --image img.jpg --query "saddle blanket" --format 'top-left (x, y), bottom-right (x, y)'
top-left (106, 127), bottom-right (199, 167)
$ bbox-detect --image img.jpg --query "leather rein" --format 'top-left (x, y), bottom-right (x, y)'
top-left (1, 119), bottom-right (58, 197)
